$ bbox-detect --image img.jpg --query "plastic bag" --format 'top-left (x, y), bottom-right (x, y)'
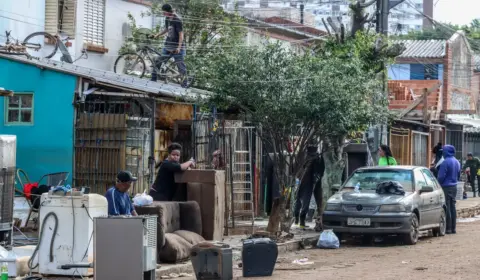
top-left (133, 191), bottom-right (153, 206)
top-left (316, 230), bottom-right (340, 249)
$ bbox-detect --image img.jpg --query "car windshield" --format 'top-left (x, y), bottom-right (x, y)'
top-left (342, 169), bottom-right (414, 192)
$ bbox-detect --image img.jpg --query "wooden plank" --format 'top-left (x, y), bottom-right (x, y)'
top-left (0, 88), bottom-right (13, 96)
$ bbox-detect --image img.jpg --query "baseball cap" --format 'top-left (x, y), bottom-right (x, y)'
top-left (117, 171), bottom-right (137, 183)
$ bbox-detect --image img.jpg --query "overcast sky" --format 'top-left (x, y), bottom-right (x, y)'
top-left (434, 0), bottom-right (478, 26)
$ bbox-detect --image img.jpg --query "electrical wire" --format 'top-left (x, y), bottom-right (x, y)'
top-left (27, 212), bottom-right (59, 273)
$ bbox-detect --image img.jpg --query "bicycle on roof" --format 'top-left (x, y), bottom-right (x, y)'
top-left (113, 28), bottom-right (194, 89)
top-left (0, 30), bottom-right (84, 64)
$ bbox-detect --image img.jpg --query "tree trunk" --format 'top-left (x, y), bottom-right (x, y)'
top-left (266, 195), bottom-right (286, 234)
top-left (315, 136), bottom-right (346, 231)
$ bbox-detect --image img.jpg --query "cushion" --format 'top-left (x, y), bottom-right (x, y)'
top-left (159, 233), bottom-right (193, 263)
top-left (179, 201), bottom-right (203, 235)
top-left (136, 202), bottom-right (182, 247)
top-left (174, 230), bottom-right (205, 245)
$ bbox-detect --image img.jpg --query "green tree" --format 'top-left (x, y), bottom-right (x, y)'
top-left (202, 39), bottom-right (391, 233)
top-left (119, 0), bottom-right (247, 83)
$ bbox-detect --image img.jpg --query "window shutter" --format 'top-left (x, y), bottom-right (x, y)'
top-left (84, 0), bottom-right (106, 46)
top-left (61, 0), bottom-right (77, 38)
top-left (45, 0), bottom-right (60, 35)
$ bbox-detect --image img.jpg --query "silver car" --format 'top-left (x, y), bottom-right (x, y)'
top-left (323, 166), bottom-right (447, 245)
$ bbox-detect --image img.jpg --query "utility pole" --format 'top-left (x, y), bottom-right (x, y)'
top-left (300, 1), bottom-right (305, 24)
top-left (376, 0), bottom-right (404, 35)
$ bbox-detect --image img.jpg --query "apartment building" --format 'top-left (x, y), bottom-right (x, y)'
top-left (306, 0), bottom-right (433, 35)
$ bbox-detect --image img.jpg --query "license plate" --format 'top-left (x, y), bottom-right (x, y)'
top-left (347, 218), bottom-right (371, 226)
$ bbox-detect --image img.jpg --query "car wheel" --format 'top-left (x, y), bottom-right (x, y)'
top-left (432, 208), bottom-right (446, 237)
top-left (403, 213), bottom-right (419, 245)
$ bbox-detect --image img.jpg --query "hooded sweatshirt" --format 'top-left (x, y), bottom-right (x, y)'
top-left (437, 145), bottom-right (460, 188)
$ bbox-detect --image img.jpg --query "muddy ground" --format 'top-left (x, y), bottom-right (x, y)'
top-left (225, 219), bottom-right (479, 280)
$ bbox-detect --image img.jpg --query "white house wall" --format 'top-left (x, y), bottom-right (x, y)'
top-left (74, 0), bottom-right (153, 71)
top-left (0, 0), bottom-right (153, 72)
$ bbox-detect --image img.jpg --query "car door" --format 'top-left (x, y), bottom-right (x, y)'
top-left (421, 168), bottom-right (444, 223)
top-left (414, 169), bottom-right (435, 227)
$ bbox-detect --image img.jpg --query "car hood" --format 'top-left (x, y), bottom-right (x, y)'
top-left (327, 191), bottom-right (412, 205)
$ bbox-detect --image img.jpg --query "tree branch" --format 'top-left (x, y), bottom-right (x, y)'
top-left (322, 18), bottom-right (332, 36)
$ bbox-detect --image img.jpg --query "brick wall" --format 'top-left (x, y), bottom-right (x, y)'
top-left (443, 35), bottom-right (475, 113)
top-left (388, 80), bottom-right (441, 112)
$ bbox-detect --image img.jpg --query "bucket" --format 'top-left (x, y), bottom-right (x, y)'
top-left (456, 184), bottom-right (464, 200)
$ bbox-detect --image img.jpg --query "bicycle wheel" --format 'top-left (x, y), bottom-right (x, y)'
top-left (114, 53), bottom-right (147, 78)
top-left (22, 32), bottom-right (58, 59)
top-left (163, 59), bottom-right (194, 86)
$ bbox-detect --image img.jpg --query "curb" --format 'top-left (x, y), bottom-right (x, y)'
top-left (457, 204), bottom-right (480, 218)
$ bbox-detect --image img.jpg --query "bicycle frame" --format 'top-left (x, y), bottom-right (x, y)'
top-left (137, 45), bottom-right (180, 75)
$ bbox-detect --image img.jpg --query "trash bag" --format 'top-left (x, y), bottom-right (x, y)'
top-left (133, 191), bottom-right (153, 206)
top-left (316, 229), bottom-right (340, 249)
top-left (376, 181), bottom-right (405, 195)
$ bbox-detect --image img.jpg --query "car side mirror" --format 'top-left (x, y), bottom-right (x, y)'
top-left (419, 186), bottom-right (434, 194)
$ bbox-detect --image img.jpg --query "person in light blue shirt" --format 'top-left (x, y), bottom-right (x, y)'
top-left (105, 171), bottom-right (138, 216)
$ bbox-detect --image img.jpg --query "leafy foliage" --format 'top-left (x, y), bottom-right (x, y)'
top-left (393, 20), bottom-right (480, 52)
top-left (119, 0), bottom-right (247, 82)
top-left (202, 37), bottom-right (390, 231)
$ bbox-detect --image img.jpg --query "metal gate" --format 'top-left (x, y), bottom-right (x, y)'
top-left (390, 127), bottom-right (410, 165)
top-left (74, 94), bottom-right (153, 194)
top-left (412, 131), bottom-right (429, 167)
top-left (446, 128), bottom-right (464, 159)
top-left (192, 116), bottom-right (259, 230)
top-left (465, 132), bottom-right (480, 157)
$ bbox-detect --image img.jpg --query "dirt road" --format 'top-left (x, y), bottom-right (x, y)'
top-left (232, 219), bottom-right (480, 280)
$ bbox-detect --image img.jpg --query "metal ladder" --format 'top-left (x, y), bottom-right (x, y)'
top-left (227, 126), bottom-right (255, 228)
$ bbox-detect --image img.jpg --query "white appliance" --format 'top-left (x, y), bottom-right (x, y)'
top-left (0, 135), bottom-right (16, 247)
top-left (37, 193), bottom-right (108, 276)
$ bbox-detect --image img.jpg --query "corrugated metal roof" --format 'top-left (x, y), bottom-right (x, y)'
top-left (395, 40), bottom-right (446, 58)
top-left (0, 53), bottom-right (211, 100)
top-left (447, 115), bottom-right (480, 133)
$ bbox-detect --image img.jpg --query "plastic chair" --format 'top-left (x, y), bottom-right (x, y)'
top-left (16, 169), bottom-right (38, 229)
top-left (15, 170), bottom-right (70, 229)
top-left (37, 172), bottom-right (69, 187)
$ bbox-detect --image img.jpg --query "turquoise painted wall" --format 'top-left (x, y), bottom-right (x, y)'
top-left (0, 58), bottom-right (76, 185)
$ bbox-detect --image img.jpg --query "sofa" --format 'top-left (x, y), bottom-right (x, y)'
top-left (135, 201), bottom-right (205, 263)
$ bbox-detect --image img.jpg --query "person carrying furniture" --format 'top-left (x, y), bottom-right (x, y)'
top-left (149, 143), bottom-right (195, 201)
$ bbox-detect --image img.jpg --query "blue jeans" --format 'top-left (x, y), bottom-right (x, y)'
top-left (151, 47), bottom-right (187, 81)
top-left (442, 186), bottom-right (457, 233)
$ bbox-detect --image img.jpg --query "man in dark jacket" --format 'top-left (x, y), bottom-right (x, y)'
top-left (462, 153), bottom-right (480, 197)
top-left (293, 146), bottom-right (325, 229)
top-left (438, 145), bottom-right (461, 234)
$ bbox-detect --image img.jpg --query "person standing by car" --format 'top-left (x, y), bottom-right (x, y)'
top-left (462, 153), bottom-right (480, 197)
top-left (378, 145), bottom-right (397, 166)
top-left (432, 142), bottom-right (443, 164)
top-left (437, 145), bottom-right (461, 234)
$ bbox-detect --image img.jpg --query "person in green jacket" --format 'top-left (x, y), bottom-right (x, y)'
top-left (463, 153), bottom-right (480, 197)
top-left (378, 145), bottom-right (398, 166)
